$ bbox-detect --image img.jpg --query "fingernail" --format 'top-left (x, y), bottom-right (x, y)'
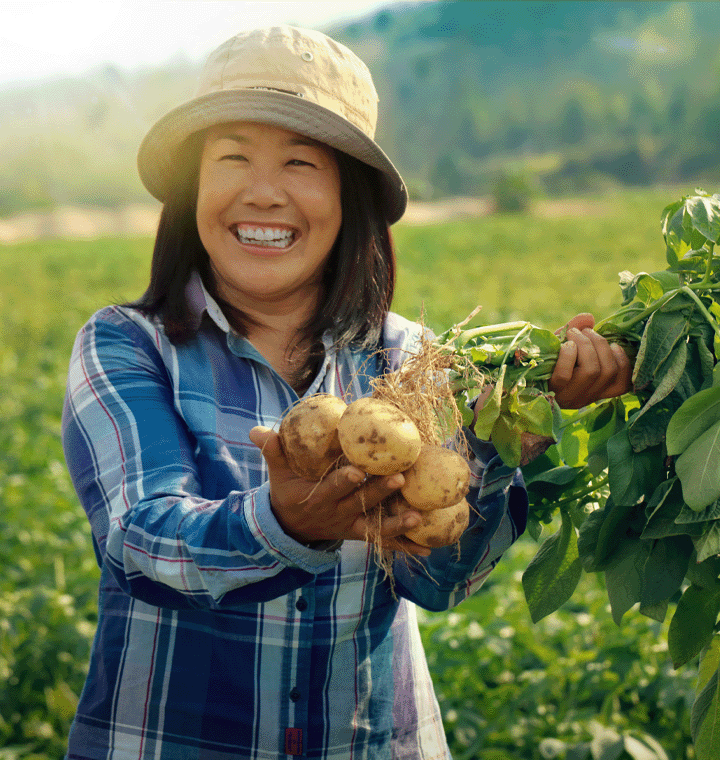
top-left (386, 474), bottom-right (403, 489)
top-left (347, 470), bottom-right (364, 485)
top-left (404, 514), bottom-right (419, 528)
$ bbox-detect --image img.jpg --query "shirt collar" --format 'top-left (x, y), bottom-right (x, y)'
top-left (185, 270), bottom-right (337, 385)
top-left (186, 270), bottom-right (231, 334)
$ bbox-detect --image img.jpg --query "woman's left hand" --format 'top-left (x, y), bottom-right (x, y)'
top-left (549, 313), bottom-right (632, 409)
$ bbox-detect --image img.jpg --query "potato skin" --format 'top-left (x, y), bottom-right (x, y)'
top-left (400, 445), bottom-right (471, 511)
top-left (337, 397), bottom-right (422, 475)
top-left (404, 498), bottom-right (470, 548)
top-left (279, 394), bottom-right (347, 480)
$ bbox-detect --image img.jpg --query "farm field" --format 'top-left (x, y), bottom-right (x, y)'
top-left (1, 187), bottom-right (700, 759)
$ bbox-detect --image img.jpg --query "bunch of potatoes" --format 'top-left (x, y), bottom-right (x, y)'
top-left (279, 394), bottom-right (472, 548)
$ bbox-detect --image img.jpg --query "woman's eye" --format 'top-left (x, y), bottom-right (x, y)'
top-left (288, 159), bottom-right (315, 167)
top-left (221, 154), bottom-right (247, 162)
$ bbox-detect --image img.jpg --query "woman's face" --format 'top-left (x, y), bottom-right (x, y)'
top-left (196, 121), bottom-right (342, 314)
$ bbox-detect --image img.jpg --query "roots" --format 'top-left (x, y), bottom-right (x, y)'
top-left (360, 319), bottom-right (484, 583)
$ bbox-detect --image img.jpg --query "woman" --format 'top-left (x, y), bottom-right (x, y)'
top-left (62, 26), bottom-right (630, 760)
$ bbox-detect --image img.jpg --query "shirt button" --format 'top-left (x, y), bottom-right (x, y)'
top-left (289, 688), bottom-right (302, 702)
top-left (296, 597), bottom-right (308, 611)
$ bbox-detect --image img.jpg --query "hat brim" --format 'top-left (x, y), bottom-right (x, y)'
top-left (137, 89), bottom-right (407, 224)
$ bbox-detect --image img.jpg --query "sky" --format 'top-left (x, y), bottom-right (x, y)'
top-left (0, 0), bottom-right (404, 86)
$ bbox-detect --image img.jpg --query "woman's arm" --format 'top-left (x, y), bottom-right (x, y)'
top-left (62, 308), bottom-right (345, 609)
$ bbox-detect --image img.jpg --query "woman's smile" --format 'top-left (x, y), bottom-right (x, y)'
top-left (231, 223), bottom-right (299, 251)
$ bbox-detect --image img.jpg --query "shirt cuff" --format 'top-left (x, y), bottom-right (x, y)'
top-left (243, 481), bottom-right (342, 574)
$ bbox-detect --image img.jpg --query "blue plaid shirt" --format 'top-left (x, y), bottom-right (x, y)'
top-left (61, 272), bottom-right (527, 760)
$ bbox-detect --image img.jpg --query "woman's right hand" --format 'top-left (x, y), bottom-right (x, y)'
top-left (249, 426), bottom-right (431, 555)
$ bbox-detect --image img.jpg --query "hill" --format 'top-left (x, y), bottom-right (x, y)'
top-left (1, 0), bottom-right (719, 217)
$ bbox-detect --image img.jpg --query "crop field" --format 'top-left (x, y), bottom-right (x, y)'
top-left (1, 188), bottom-right (700, 759)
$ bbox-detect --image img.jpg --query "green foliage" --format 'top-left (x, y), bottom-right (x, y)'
top-left (1, 236), bottom-right (151, 756)
top-left (418, 540), bottom-right (694, 760)
top-left (431, 189), bottom-right (720, 759)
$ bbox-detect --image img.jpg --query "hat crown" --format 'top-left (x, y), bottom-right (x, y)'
top-left (197, 26), bottom-right (378, 138)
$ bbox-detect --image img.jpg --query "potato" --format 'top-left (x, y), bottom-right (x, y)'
top-left (337, 397), bottom-right (422, 475)
top-left (400, 444), bottom-right (471, 511)
top-left (403, 498), bottom-right (470, 548)
top-left (279, 394), bottom-right (347, 480)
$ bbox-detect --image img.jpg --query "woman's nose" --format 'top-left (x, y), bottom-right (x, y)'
top-left (240, 169), bottom-right (287, 208)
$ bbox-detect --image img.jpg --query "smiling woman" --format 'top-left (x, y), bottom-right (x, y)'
top-left (60, 23), bottom-right (626, 760)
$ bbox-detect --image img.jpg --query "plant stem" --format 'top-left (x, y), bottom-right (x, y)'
top-left (680, 285), bottom-right (720, 340)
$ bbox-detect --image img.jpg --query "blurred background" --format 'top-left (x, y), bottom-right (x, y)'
top-left (2, 2), bottom-right (719, 759)
top-left (1, 0), bottom-right (719, 238)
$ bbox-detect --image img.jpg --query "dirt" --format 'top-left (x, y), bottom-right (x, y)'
top-left (0, 196), bottom-right (609, 244)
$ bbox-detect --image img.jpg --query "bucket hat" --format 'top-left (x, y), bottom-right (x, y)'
top-left (137, 25), bottom-right (407, 224)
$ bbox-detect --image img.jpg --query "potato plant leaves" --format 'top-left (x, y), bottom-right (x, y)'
top-left (692, 637), bottom-right (720, 760)
top-left (668, 584), bottom-right (720, 668)
top-left (443, 190), bottom-right (720, 760)
top-left (676, 419), bottom-right (720, 511)
top-left (666, 385), bottom-right (720, 456)
top-left (521, 509), bottom-right (582, 623)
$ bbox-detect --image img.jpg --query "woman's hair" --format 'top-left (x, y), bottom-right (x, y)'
top-left (126, 130), bottom-right (396, 354)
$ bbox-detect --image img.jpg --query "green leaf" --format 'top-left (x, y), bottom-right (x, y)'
top-left (604, 538), bottom-right (653, 625)
top-left (474, 365), bottom-right (506, 441)
top-left (686, 193), bottom-right (720, 244)
top-left (692, 637), bottom-right (720, 760)
top-left (676, 419), bottom-right (720, 511)
top-left (668, 584), bottom-right (720, 668)
top-left (516, 393), bottom-right (555, 437)
top-left (623, 734), bottom-right (669, 760)
top-left (525, 465), bottom-right (583, 489)
top-left (628, 340), bottom-right (688, 432)
top-left (667, 385), bottom-right (720, 456)
top-left (607, 429), bottom-right (662, 507)
top-left (473, 365), bottom-right (505, 440)
top-left (632, 307), bottom-right (689, 391)
top-left (662, 199), bottom-right (687, 266)
top-left (641, 479), bottom-right (687, 540)
top-left (594, 498), bottom-right (640, 568)
top-left (627, 392), bottom-right (683, 452)
top-left (577, 507), bottom-right (606, 572)
top-left (491, 412), bottom-right (523, 468)
top-left (676, 499), bottom-right (720, 524)
top-left (641, 478), bottom-right (702, 540)
top-left (635, 274), bottom-right (665, 306)
top-left (695, 521), bottom-right (720, 563)
top-left (640, 534), bottom-right (693, 608)
top-left (522, 509), bottom-right (582, 623)
top-left (686, 555), bottom-right (720, 591)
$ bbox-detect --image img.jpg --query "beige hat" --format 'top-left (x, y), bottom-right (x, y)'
top-left (137, 26), bottom-right (407, 224)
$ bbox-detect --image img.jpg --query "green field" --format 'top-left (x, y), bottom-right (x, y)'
top-left (1, 188), bottom-right (699, 759)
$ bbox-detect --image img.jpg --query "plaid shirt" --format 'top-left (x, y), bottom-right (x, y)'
top-left (61, 272), bottom-right (527, 760)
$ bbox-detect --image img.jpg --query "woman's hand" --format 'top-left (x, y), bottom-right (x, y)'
top-left (249, 426), bottom-right (432, 556)
top-left (549, 313), bottom-right (632, 409)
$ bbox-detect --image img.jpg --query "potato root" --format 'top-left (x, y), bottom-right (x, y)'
top-left (337, 397), bottom-right (422, 475)
top-left (400, 444), bottom-right (471, 511)
top-left (279, 394), bottom-right (347, 480)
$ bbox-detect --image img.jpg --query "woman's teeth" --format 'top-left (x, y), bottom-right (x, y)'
top-left (236, 227), bottom-right (295, 248)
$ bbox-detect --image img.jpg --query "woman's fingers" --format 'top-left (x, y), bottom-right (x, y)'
top-left (550, 324), bottom-right (633, 408)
